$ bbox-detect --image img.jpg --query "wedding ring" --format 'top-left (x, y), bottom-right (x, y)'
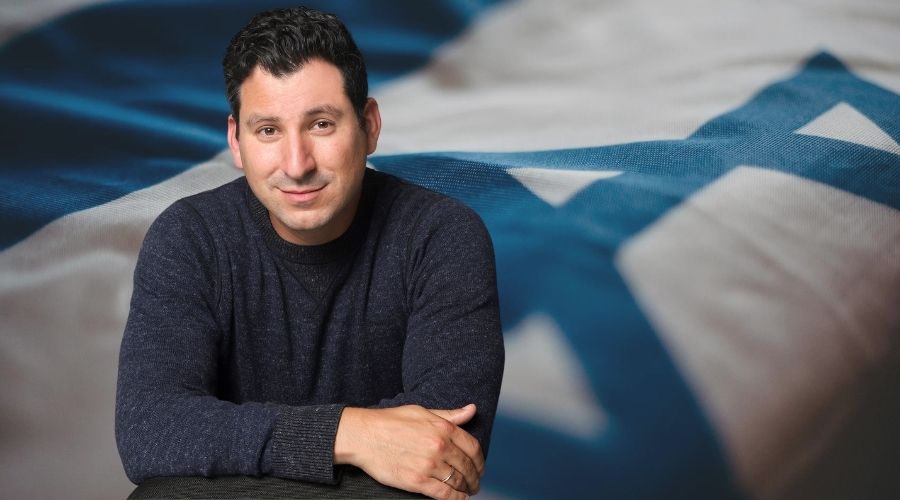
top-left (441, 467), bottom-right (455, 483)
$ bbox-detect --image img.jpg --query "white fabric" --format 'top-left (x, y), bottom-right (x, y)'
top-left (795, 101), bottom-right (900, 155)
top-left (506, 168), bottom-right (622, 207)
top-left (617, 166), bottom-right (900, 499)
top-left (499, 313), bottom-right (608, 439)
top-left (374, 0), bottom-right (900, 155)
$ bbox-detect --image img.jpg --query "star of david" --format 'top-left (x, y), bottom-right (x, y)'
top-left (369, 52), bottom-right (900, 498)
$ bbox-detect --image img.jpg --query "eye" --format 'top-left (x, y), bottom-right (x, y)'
top-left (255, 126), bottom-right (280, 140)
top-left (313, 120), bottom-right (332, 130)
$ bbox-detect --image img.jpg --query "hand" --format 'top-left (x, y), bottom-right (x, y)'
top-left (334, 404), bottom-right (484, 499)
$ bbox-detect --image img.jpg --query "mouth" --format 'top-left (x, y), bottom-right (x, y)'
top-left (278, 185), bottom-right (326, 204)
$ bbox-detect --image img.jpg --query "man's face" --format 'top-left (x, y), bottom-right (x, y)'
top-left (228, 59), bottom-right (380, 246)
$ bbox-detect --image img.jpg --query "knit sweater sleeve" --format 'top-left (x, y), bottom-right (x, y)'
top-left (115, 200), bottom-right (342, 485)
top-left (374, 197), bottom-right (505, 456)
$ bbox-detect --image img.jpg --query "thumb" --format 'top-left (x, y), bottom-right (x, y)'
top-left (430, 403), bottom-right (477, 425)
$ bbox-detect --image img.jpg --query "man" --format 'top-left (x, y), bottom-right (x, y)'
top-left (115, 7), bottom-right (504, 500)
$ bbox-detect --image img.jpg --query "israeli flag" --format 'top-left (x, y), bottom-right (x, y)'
top-left (2, 1), bottom-right (898, 499)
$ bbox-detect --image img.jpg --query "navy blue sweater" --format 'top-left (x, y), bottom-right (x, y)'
top-left (115, 169), bottom-right (504, 485)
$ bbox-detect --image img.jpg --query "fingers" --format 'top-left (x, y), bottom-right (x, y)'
top-left (423, 420), bottom-right (480, 494)
top-left (429, 404), bottom-right (476, 426)
top-left (437, 464), bottom-right (470, 497)
top-left (336, 405), bottom-right (484, 498)
top-left (426, 404), bottom-right (484, 492)
top-left (422, 476), bottom-right (470, 500)
top-left (426, 404), bottom-right (483, 474)
top-left (438, 465), bottom-right (456, 485)
top-left (452, 423), bottom-right (484, 475)
top-left (440, 437), bottom-right (480, 494)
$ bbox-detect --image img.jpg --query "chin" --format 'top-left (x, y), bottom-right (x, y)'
top-left (284, 215), bottom-right (329, 233)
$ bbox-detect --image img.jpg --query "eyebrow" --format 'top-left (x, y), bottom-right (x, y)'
top-left (304, 104), bottom-right (344, 118)
top-left (245, 114), bottom-right (280, 127)
top-left (244, 105), bottom-right (344, 127)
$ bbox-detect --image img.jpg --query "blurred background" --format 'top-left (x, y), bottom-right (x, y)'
top-left (1, 1), bottom-right (899, 498)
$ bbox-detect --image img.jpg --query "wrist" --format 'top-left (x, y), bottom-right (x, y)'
top-left (334, 406), bottom-right (365, 465)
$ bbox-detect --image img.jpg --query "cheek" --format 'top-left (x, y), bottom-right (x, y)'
top-left (317, 141), bottom-right (354, 175)
top-left (241, 144), bottom-right (280, 177)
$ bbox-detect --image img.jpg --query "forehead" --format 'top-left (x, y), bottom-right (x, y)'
top-left (238, 59), bottom-right (350, 118)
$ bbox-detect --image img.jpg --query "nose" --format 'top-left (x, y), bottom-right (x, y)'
top-left (282, 133), bottom-right (316, 180)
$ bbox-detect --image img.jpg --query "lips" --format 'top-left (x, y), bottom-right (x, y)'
top-left (279, 185), bottom-right (325, 204)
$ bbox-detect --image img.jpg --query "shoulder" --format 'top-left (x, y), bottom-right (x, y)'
top-left (367, 169), bottom-right (487, 234)
top-left (366, 170), bottom-right (495, 272)
top-left (141, 177), bottom-right (249, 262)
top-left (166, 176), bottom-right (247, 222)
top-left (148, 177), bottom-right (248, 238)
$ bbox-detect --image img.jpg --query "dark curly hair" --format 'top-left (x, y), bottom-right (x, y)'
top-left (223, 7), bottom-right (368, 129)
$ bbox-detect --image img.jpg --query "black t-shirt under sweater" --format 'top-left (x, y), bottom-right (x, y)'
top-left (115, 168), bottom-right (505, 490)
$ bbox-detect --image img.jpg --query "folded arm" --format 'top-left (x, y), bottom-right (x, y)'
top-left (115, 202), bottom-right (344, 484)
top-left (331, 200), bottom-right (505, 499)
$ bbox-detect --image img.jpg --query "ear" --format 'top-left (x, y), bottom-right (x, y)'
top-left (227, 114), bottom-right (244, 169)
top-left (363, 97), bottom-right (381, 155)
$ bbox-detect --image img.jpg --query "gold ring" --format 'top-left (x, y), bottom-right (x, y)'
top-left (441, 468), bottom-right (455, 483)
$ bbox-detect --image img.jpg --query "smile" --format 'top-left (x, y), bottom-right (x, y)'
top-left (279, 185), bottom-right (326, 204)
